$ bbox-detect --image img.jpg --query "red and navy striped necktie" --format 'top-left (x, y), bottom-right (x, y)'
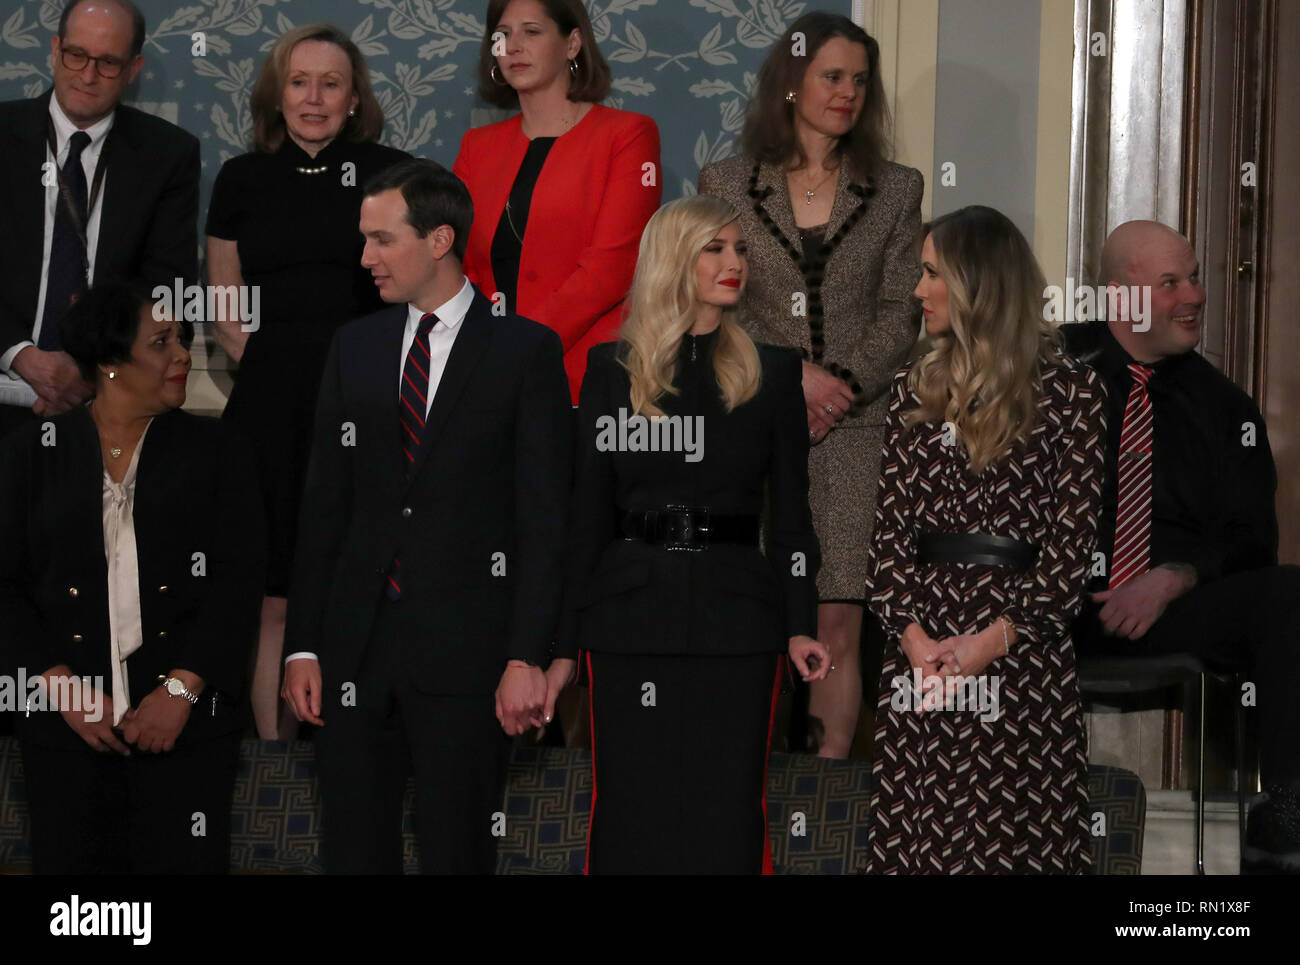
top-left (387, 312), bottom-right (439, 601)
top-left (1109, 363), bottom-right (1155, 589)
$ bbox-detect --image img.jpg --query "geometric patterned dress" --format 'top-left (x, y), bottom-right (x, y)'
top-left (864, 358), bottom-right (1108, 873)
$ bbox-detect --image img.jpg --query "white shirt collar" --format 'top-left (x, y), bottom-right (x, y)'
top-left (405, 276), bottom-right (474, 334)
top-left (48, 92), bottom-right (115, 153)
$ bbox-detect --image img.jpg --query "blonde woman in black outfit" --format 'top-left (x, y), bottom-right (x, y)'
top-left (553, 196), bottom-right (829, 874)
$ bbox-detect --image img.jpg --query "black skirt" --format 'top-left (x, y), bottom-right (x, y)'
top-left (585, 650), bottom-right (782, 874)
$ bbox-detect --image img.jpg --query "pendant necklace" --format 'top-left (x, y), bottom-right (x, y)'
top-left (793, 166), bottom-right (838, 204)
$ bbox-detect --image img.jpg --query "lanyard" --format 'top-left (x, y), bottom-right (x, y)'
top-left (45, 116), bottom-right (108, 262)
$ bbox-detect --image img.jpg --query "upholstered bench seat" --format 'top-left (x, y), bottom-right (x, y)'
top-left (0, 737), bottom-right (1145, 874)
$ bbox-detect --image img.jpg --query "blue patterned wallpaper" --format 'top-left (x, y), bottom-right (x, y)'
top-left (1, 0), bottom-right (848, 237)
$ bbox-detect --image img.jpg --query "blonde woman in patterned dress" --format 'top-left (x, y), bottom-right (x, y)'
top-left (865, 206), bottom-right (1108, 873)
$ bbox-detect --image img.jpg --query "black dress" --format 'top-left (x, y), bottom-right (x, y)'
top-left (205, 137), bottom-right (408, 594)
top-left (558, 330), bottom-right (820, 873)
top-left (865, 361), bottom-right (1107, 873)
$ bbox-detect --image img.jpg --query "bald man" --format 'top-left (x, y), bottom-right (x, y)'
top-left (1062, 220), bottom-right (1300, 874)
top-left (0, 0), bottom-right (199, 438)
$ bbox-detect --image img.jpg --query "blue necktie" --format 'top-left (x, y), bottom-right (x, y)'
top-left (38, 130), bottom-right (92, 351)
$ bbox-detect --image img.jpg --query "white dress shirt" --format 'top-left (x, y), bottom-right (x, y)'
top-left (397, 275), bottom-right (474, 417)
top-left (0, 96), bottom-right (114, 397)
top-left (284, 277), bottom-right (475, 666)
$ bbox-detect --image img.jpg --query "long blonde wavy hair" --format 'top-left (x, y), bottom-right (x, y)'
top-left (906, 205), bottom-right (1062, 473)
top-left (620, 196), bottom-right (762, 417)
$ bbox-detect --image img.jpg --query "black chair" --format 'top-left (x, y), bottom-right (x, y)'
top-left (1077, 654), bottom-right (1249, 875)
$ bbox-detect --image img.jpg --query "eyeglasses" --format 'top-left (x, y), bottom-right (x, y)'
top-left (59, 46), bottom-right (128, 79)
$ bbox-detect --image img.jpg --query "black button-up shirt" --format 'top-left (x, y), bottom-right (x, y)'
top-left (1061, 321), bottom-right (1277, 588)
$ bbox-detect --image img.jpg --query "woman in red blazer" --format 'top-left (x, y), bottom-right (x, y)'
top-left (454, 0), bottom-right (661, 401)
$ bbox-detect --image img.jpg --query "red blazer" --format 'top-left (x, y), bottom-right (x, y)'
top-left (453, 104), bottom-right (661, 400)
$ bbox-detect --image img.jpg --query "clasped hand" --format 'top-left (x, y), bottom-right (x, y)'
top-left (803, 362), bottom-right (853, 442)
top-left (899, 622), bottom-right (1004, 713)
top-left (11, 347), bottom-right (93, 416)
top-left (44, 666), bottom-right (192, 755)
top-left (119, 685), bottom-right (192, 753)
top-left (283, 656), bottom-right (580, 738)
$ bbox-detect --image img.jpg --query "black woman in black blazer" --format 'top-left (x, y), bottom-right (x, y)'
top-left (0, 284), bottom-right (265, 873)
top-left (554, 196), bottom-right (828, 874)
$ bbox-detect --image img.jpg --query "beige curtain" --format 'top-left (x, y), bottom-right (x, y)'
top-left (1068, 0), bottom-right (1189, 287)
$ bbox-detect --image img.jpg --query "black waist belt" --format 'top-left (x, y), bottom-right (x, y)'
top-left (620, 506), bottom-right (759, 551)
top-left (916, 532), bottom-right (1039, 570)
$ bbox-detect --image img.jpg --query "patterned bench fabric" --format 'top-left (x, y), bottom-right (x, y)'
top-left (0, 737), bottom-right (1144, 874)
top-left (0, 737), bottom-right (29, 873)
top-left (229, 741), bottom-right (324, 874)
top-left (1084, 764), bottom-right (1147, 875)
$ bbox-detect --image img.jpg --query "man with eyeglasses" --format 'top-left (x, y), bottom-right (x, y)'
top-left (0, 0), bottom-right (199, 437)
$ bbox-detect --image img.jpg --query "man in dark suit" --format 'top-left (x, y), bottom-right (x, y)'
top-left (1064, 219), bottom-right (1300, 874)
top-left (282, 159), bottom-right (573, 874)
top-left (0, 0), bottom-right (199, 437)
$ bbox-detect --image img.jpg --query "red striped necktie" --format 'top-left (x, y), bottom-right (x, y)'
top-left (387, 312), bottom-right (439, 601)
top-left (1109, 363), bottom-right (1155, 589)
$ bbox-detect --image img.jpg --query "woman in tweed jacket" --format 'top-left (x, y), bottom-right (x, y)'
top-left (699, 11), bottom-right (922, 757)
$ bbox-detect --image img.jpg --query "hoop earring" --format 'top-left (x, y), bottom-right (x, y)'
top-left (568, 58), bottom-right (579, 80)
top-left (490, 63), bottom-right (509, 86)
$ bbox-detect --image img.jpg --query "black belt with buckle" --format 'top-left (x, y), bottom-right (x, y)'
top-left (916, 532), bottom-right (1039, 570)
top-left (619, 505), bottom-right (759, 552)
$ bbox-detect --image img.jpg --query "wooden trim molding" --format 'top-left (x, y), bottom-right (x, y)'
top-left (1253, 0), bottom-right (1278, 403)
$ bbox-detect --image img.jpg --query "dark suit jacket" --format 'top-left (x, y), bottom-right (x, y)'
top-left (0, 91), bottom-right (200, 360)
top-left (284, 285), bottom-right (574, 696)
top-left (0, 407), bottom-right (266, 749)
top-left (556, 336), bottom-right (820, 659)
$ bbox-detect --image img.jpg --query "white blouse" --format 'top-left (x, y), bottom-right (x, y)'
top-left (102, 419), bottom-right (153, 726)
